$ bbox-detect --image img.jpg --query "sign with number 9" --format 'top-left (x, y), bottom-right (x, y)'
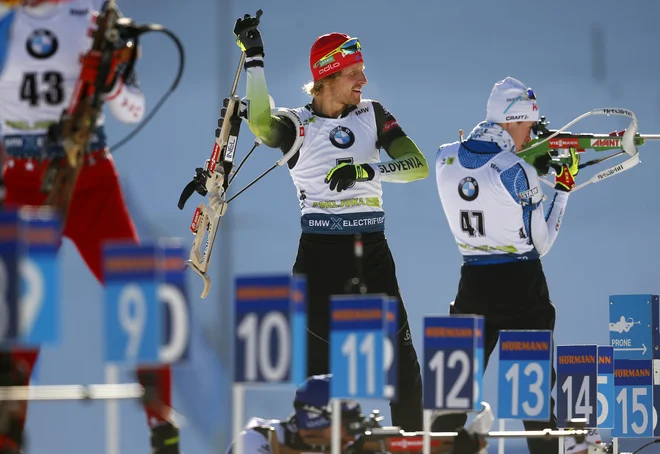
top-left (103, 242), bottom-right (160, 364)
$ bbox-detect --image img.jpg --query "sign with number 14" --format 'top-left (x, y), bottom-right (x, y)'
top-left (557, 345), bottom-right (597, 428)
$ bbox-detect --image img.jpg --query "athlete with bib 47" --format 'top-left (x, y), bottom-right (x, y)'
top-left (432, 77), bottom-right (580, 454)
top-left (226, 12), bottom-right (429, 431)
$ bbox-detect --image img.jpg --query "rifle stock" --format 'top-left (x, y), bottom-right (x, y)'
top-left (41, 0), bottom-right (129, 222)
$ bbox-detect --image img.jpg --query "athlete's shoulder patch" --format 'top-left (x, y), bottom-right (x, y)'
top-left (436, 141), bottom-right (460, 161)
top-left (293, 105), bottom-right (314, 125)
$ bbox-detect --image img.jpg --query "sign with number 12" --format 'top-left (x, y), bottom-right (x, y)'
top-left (423, 315), bottom-right (483, 411)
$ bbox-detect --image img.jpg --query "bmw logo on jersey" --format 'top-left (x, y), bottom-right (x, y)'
top-left (329, 126), bottom-right (355, 149)
top-left (26, 29), bottom-right (59, 59)
top-left (458, 176), bottom-right (479, 201)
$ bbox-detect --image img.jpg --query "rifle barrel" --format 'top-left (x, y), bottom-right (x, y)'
top-left (587, 133), bottom-right (660, 140)
top-left (366, 428), bottom-right (589, 439)
top-left (230, 53), bottom-right (246, 97)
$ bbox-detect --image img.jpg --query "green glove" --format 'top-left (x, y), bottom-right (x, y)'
top-left (554, 147), bottom-right (580, 192)
top-left (325, 162), bottom-right (375, 192)
top-left (233, 10), bottom-right (264, 57)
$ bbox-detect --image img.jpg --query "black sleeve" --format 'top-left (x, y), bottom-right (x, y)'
top-left (372, 101), bottom-right (406, 152)
top-left (273, 115), bottom-right (300, 169)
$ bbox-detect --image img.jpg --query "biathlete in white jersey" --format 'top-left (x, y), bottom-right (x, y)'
top-left (0, 1), bottom-right (177, 453)
top-left (431, 76), bottom-right (580, 454)
top-left (221, 12), bottom-right (430, 430)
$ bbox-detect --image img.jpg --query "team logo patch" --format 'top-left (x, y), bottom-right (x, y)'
top-left (518, 186), bottom-right (539, 200)
top-left (26, 29), bottom-right (58, 59)
top-left (329, 126), bottom-right (355, 149)
top-left (458, 177), bottom-right (479, 201)
top-left (330, 217), bottom-right (343, 230)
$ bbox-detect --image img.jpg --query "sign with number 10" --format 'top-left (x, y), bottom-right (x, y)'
top-left (234, 274), bottom-right (307, 384)
top-left (157, 241), bottom-right (191, 364)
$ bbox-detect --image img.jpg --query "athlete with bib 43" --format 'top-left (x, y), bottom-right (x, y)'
top-left (431, 77), bottom-right (580, 454)
top-left (0, 1), bottom-right (178, 453)
top-left (228, 12), bottom-right (429, 430)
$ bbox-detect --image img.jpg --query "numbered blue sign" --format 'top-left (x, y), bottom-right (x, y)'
top-left (498, 330), bottom-right (552, 420)
top-left (385, 297), bottom-right (399, 401)
top-left (291, 275), bottom-right (307, 385)
top-left (612, 359), bottom-right (653, 437)
top-left (423, 315), bottom-right (482, 411)
top-left (474, 316), bottom-right (484, 410)
top-left (609, 294), bottom-right (657, 438)
top-left (654, 385), bottom-right (660, 437)
top-left (557, 345), bottom-right (598, 428)
top-left (157, 240), bottom-right (190, 364)
top-left (597, 346), bottom-right (614, 429)
top-left (609, 294), bottom-right (658, 360)
top-left (234, 274), bottom-right (307, 384)
top-left (18, 209), bottom-right (61, 345)
top-left (103, 242), bottom-right (160, 364)
top-left (0, 210), bottom-right (20, 342)
top-left (330, 294), bottom-right (392, 399)
top-left (0, 208), bottom-right (61, 345)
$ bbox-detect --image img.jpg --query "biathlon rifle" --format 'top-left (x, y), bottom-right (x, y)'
top-left (40, 1), bottom-right (179, 221)
top-left (177, 10), bottom-right (304, 299)
top-left (517, 108), bottom-right (660, 191)
top-left (40, 0), bottom-right (131, 221)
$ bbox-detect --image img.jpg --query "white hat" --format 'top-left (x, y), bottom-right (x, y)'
top-left (486, 77), bottom-right (539, 123)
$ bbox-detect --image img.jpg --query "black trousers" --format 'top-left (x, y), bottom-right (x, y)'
top-left (431, 260), bottom-right (558, 454)
top-left (292, 231), bottom-right (423, 431)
